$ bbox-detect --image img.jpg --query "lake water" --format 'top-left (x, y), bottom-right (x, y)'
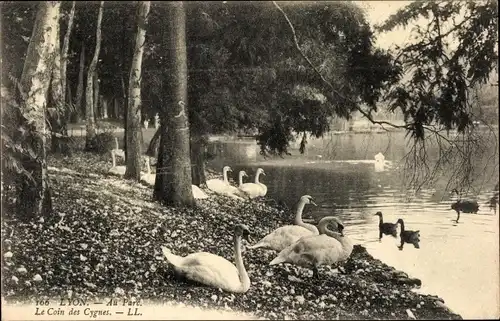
top-left (215, 131), bottom-right (500, 319)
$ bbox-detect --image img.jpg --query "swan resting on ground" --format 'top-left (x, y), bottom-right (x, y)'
top-left (161, 224), bottom-right (251, 293)
top-left (206, 166), bottom-right (247, 200)
top-left (269, 216), bottom-right (354, 278)
top-left (247, 195), bottom-right (319, 252)
top-left (239, 168), bottom-right (267, 199)
top-left (108, 149), bottom-right (126, 176)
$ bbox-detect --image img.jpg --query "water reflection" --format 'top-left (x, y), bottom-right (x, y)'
top-left (227, 161), bottom-right (499, 319)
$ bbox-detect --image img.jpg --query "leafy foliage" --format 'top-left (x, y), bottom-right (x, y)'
top-left (377, 0), bottom-right (498, 139)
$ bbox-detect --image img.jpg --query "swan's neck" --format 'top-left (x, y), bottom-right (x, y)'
top-left (324, 226), bottom-right (349, 246)
top-left (378, 215), bottom-right (383, 224)
top-left (115, 137), bottom-right (119, 150)
top-left (294, 200), bottom-right (307, 226)
top-left (111, 151), bottom-right (116, 167)
top-left (238, 173), bottom-right (244, 186)
top-left (223, 169), bottom-right (229, 184)
top-left (234, 236), bottom-right (250, 291)
top-left (399, 220), bottom-right (405, 232)
top-left (254, 172), bottom-right (261, 184)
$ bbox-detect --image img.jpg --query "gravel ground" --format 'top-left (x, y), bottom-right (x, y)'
top-left (1, 152), bottom-right (462, 320)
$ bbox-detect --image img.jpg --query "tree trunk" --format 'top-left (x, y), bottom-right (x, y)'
top-left (93, 73), bottom-right (100, 119)
top-left (84, 0), bottom-right (104, 150)
top-left (102, 97), bottom-right (108, 119)
top-left (146, 126), bottom-right (160, 158)
top-left (113, 97), bottom-right (119, 119)
top-left (16, 1), bottom-right (61, 220)
top-left (125, 1), bottom-right (150, 180)
top-left (190, 134), bottom-right (207, 186)
top-left (153, 1), bottom-right (195, 207)
top-left (75, 44), bottom-right (85, 123)
top-left (60, 0), bottom-right (75, 102)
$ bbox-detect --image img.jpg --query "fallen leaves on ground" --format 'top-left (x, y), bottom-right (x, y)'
top-left (1, 152), bottom-right (462, 320)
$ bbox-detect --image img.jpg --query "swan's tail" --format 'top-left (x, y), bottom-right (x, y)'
top-left (269, 255), bottom-right (286, 265)
top-left (161, 246), bottom-right (183, 267)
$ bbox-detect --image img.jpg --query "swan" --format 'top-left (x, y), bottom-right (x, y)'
top-left (269, 216), bottom-right (354, 279)
top-left (247, 195), bottom-right (319, 251)
top-left (374, 211), bottom-right (398, 241)
top-left (112, 137), bottom-right (125, 159)
top-left (140, 157), bottom-right (156, 186)
top-left (206, 166), bottom-right (246, 200)
top-left (396, 218), bottom-right (420, 250)
top-left (239, 168), bottom-right (267, 199)
top-left (140, 158), bottom-right (209, 200)
top-left (108, 150), bottom-right (126, 176)
top-left (161, 224), bottom-right (251, 293)
top-left (451, 200), bottom-right (479, 223)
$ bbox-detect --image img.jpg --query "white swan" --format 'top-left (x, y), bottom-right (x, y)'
top-left (239, 168), bottom-right (267, 199)
top-left (108, 150), bottom-right (126, 176)
top-left (269, 216), bottom-right (354, 278)
top-left (113, 137), bottom-right (125, 159)
top-left (206, 166), bottom-right (246, 200)
top-left (140, 158), bottom-right (209, 200)
top-left (161, 224), bottom-right (251, 293)
top-left (140, 157), bottom-right (156, 186)
top-left (247, 195), bottom-right (319, 251)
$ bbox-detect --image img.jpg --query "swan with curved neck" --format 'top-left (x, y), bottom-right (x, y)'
top-left (374, 211), bottom-right (398, 241)
top-left (239, 168), bottom-right (267, 199)
top-left (247, 195), bottom-right (319, 251)
top-left (269, 216), bottom-right (354, 278)
top-left (161, 224), bottom-right (251, 293)
top-left (112, 137), bottom-right (125, 158)
top-left (206, 166), bottom-right (247, 200)
top-left (108, 150), bottom-right (126, 176)
top-left (396, 218), bottom-right (420, 250)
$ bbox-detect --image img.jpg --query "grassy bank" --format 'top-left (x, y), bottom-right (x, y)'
top-left (1, 152), bottom-right (462, 320)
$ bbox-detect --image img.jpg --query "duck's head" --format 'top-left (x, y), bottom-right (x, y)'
top-left (223, 166), bottom-right (233, 173)
top-left (256, 168), bottom-right (266, 176)
top-left (374, 211), bottom-right (383, 217)
top-left (234, 224), bottom-right (251, 242)
top-left (300, 195), bottom-right (317, 206)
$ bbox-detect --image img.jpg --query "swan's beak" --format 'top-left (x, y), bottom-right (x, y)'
top-left (261, 171), bottom-right (266, 176)
top-left (310, 200), bottom-right (317, 206)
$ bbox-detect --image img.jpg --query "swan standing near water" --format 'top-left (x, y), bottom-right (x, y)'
top-left (247, 195), bottom-right (319, 251)
top-left (396, 218), bottom-right (420, 250)
top-left (269, 216), bottom-right (354, 278)
top-left (108, 150), bottom-right (126, 176)
top-left (161, 224), bottom-right (251, 293)
top-left (239, 168), bottom-right (267, 199)
top-left (206, 166), bottom-right (246, 200)
top-left (374, 211), bottom-right (398, 241)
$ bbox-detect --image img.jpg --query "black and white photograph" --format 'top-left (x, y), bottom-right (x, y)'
top-left (1, 1), bottom-right (499, 320)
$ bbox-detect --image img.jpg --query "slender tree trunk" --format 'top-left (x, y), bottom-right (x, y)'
top-left (16, 1), bottom-right (61, 220)
top-left (113, 97), bottom-right (119, 119)
top-left (102, 97), bottom-right (108, 119)
top-left (93, 73), bottom-right (100, 119)
top-left (85, 0), bottom-right (104, 150)
top-left (125, 1), bottom-right (150, 180)
top-left (75, 44), bottom-right (85, 123)
top-left (153, 1), bottom-right (195, 207)
top-left (190, 134), bottom-right (207, 186)
top-left (60, 0), bottom-right (75, 102)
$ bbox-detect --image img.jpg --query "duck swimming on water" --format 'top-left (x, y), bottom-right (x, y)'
top-left (374, 211), bottom-right (398, 241)
top-left (396, 218), bottom-right (420, 250)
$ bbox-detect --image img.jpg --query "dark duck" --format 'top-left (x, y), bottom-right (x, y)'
top-left (450, 189), bottom-right (479, 223)
top-left (374, 211), bottom-right (398, 241)
top-left (396, 218), bottom-right (420, 250)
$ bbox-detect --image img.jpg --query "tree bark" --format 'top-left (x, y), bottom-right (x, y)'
top-left (93, 73), bottom-right (100, 119)
top-left (190, 134), bottom-right (207, 186)
top-left (61, 0), bottom-right (75, 102)
top-left (85, 0), bottom-right (104, 150)
top-left (16, 1), bottom-right (61, 220)
top-left (74, 44), bottom-right (85, 123)
top-left (153, 1), bottom-right (195, 207)
top-left (125, 1), bottom-right (150, 180)
top-left (113, 97), bottom-right (119, 119)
